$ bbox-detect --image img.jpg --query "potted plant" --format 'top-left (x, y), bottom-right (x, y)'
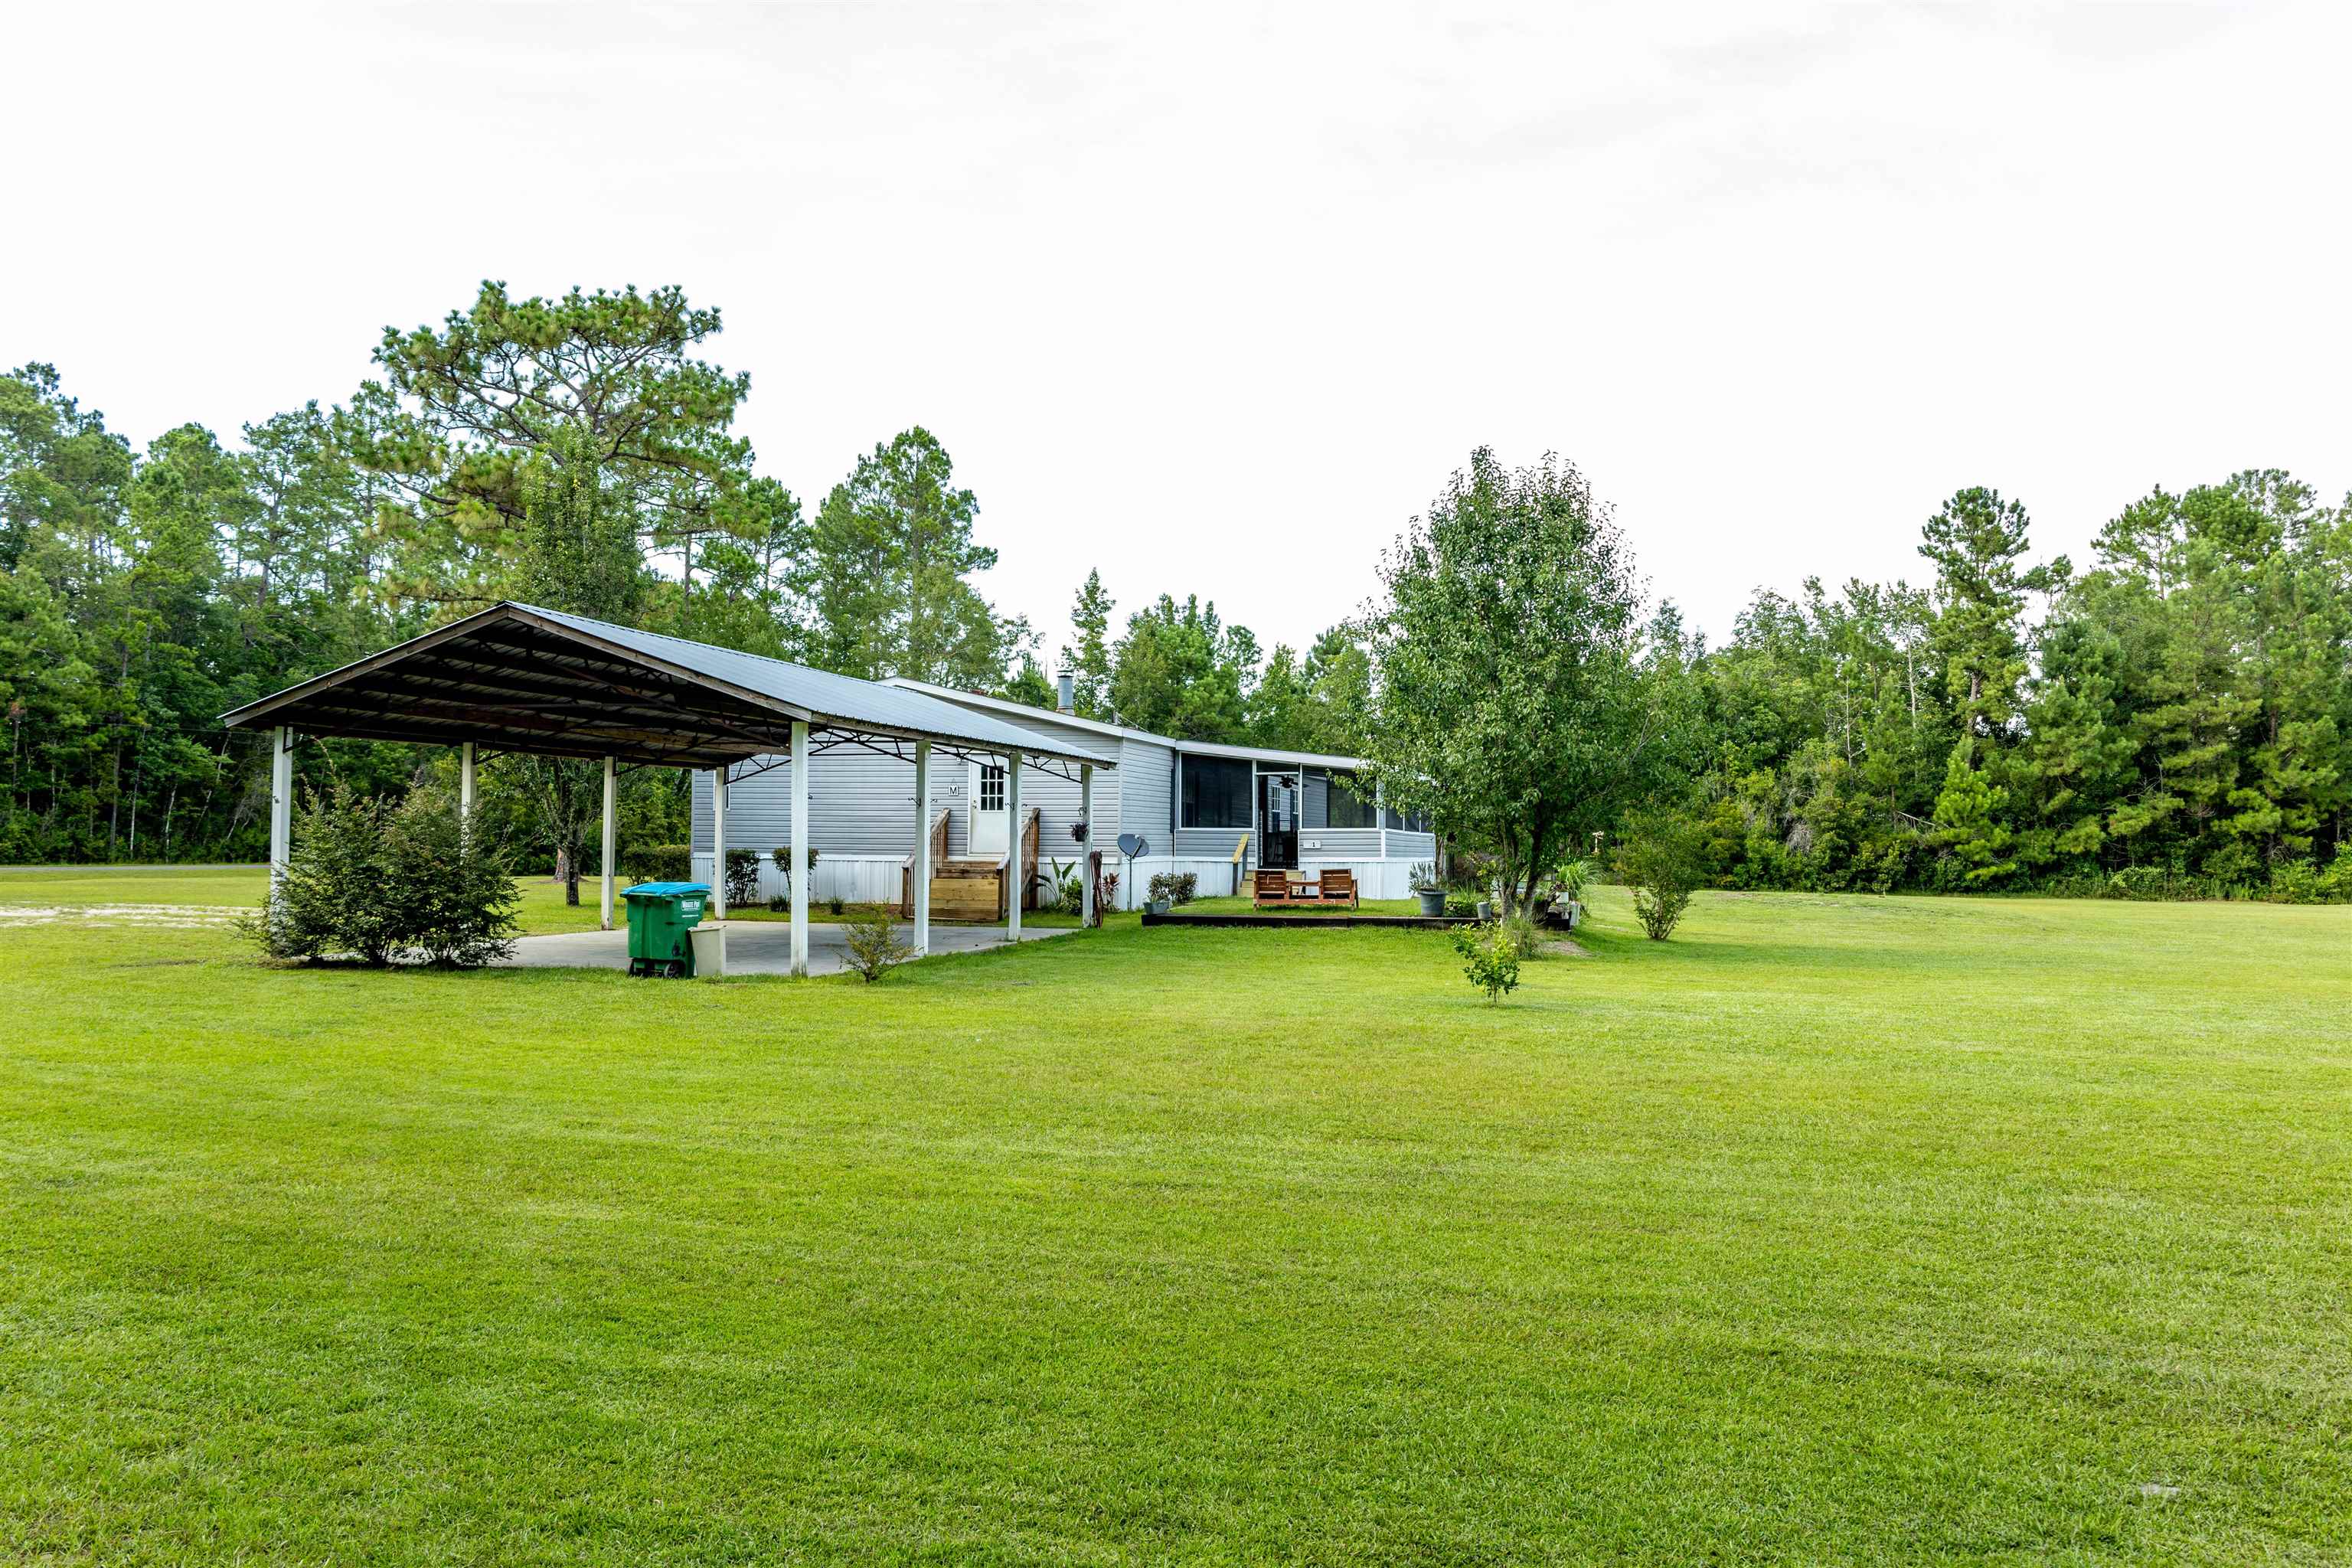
top-left (1552, 856), bottom-right (1592, 929)
top-left (1410, 861), bottom-right (1445, 917)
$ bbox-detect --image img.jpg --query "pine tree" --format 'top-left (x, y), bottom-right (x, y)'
top-left (1929, 738), bottom-right (2017, 886)
top-left (1066, 568), bottom-right (1116, 717)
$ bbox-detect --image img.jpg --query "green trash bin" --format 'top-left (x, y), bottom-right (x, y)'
top-left (622, 881), bottom-right (711, 977)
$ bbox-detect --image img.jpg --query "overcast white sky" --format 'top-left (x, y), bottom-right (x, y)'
top-left (8, 2), bottom-right (2348, 656)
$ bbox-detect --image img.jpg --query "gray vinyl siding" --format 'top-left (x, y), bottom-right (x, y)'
top-left (693, 750), bottom-right (943, 857)
top-left (1173, 825), bottom-right (1253, 859)
top-left (1298, 828), bottom-right (1383, 858)
top-left (1385, 828), bottom-right (1437, 859)
top-left (1116, 737), bottom-right (1175, 851)
top-left (692, 737), bottom-right (1121, 869)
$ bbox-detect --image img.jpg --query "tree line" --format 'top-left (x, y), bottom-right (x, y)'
top-left (0, 282), bottom-right (1365, 875)
top-left (1357, 452), bottom-right (2351, 910)
top-left (5, 279), bottom-right (2346, 903)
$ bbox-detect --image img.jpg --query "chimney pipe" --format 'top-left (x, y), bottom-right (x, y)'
top-left (1056, 668), bottom-right (1076, 714)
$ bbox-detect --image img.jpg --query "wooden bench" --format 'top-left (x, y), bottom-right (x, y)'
top-left (1253, 869), bottom-right (1360, 909)
top-left (1253, 870), bottom-right (1319, 908)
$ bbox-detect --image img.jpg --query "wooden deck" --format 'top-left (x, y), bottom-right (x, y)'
top-left (1140, 911), bottom-right (1476, 929)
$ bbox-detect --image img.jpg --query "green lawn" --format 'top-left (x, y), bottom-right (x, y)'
top-left (2, 871), bottom-right (2347, 1563)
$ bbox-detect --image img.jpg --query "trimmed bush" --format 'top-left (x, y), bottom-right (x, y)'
top-left (723, 848), bottom-right (761, 906)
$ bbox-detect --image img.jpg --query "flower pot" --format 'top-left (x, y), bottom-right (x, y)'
top-left (1416, 888), bottom-right (1446, 917)
top-left (1148, 898), bottom-right (1171, 915)
top-left (1475, 900), bottom-right (1492, 921)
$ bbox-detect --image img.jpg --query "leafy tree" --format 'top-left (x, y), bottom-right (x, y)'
top-left (1450, 920), bottom-right (1522, 1003)
top-left (0, 363), bottom-right (133, 577)
top-left (1615, 810), bottom-right (1704, 939)
top-left (1246, 622), bottom-right (1372, 753)
top-left (1365, 449), bottom-right (1690, 918)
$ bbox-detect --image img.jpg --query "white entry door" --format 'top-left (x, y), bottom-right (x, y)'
top-left (969, 760), bottom-right (1008, 858)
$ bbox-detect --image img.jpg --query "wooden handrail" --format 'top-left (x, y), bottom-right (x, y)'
top-left (996, 805), bottom-right (1040, 871)
top-left (902, 807), bottom-right (951, 870)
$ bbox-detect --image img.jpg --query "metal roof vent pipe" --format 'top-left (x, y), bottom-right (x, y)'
top-left (1056, 668), bottom-right (1076, 714)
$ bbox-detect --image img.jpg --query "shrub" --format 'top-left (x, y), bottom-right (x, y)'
top-left (841, 906), bottom-right (914, 982)
top-left (766, 893), bottom-right (788, 913)
top-left (2266, 859), bottom-right (2328, 905)
top-left (243, 784), bottom-right (518, 967)
top-left (1096, 869), bottom-right (1119, 923)
top-left (1446, 850), bottom-right (1498, 895)
top-left (722, 848), bottom-right (762, 906)
top-left (828, 895), bottom-right (846, 916)
top-left (2322, 847), bottom-right (2352, 903)
top-left (626, 842), bottom-right (692, 883)
top-left (768, 844), bottom-right (820, 895)
top-left (1498, 912), bottom-right (1543, 959)
top-left (1147, 871), bottom-right (1197, 906)
top-left (1553, 857), bottom-right (1593, 903)
top-left (2105, 864), bottom-right (2204, 902)
top-left (382, 789), bottom-right (524, 966)
top-left (1450, 921), bottom-right (1521, 1004)
top-left (1616, 812), bottom-right (1703, 941)
top-left (246, 784), bottom-right (400, 964)
top-left (1408, 861), bottom-right (1439, 893)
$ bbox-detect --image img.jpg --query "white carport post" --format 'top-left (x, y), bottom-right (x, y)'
top-left (789, 720), bottom-right (810, 976)
top-left (1080, 762), bottom-right (1095, 928)
top-left (912, 740), bottom-right (932, 955)
top-left (459, 741), bottom-right (476, 839)
top-left (1004, 748), bottom-right (1023, 943)
top-left (268, 726), bottom-right (293, 893)
top-left (599, 755), bottom-right (617, 931)
top-left (710, 765), bottom-right (729, 920)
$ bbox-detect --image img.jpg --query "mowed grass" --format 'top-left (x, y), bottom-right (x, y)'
top-left (1, 872), bottom-right (2347, 1564)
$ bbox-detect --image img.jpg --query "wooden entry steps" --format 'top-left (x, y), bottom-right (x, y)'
top-left (897, 805), bottom-right (1044, 922)
top-left (920, 860), bottom-right (1006, 920)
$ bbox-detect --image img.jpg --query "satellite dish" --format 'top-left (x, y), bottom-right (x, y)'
top-left (1117, 833), bottom-right (1148, 858)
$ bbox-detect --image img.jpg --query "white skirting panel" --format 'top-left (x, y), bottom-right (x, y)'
top-left (694, 852), bottom-right (908, 906)
top-left (694, 852), bottom-right (1424, 910)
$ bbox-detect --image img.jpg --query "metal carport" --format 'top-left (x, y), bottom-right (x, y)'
top-left (219, 602), bottom-right (1115, 973)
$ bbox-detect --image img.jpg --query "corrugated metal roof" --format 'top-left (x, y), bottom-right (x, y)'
top-left (224, 602), bottom-right (1124, 771)
top-left (520, 606), bottom-right (1115, 766)
top-left (887, 677), bottom-right (1370, 770)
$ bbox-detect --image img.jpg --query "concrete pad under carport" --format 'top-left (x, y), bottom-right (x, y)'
top-left (496, 919), bottom-right (1073, 978)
